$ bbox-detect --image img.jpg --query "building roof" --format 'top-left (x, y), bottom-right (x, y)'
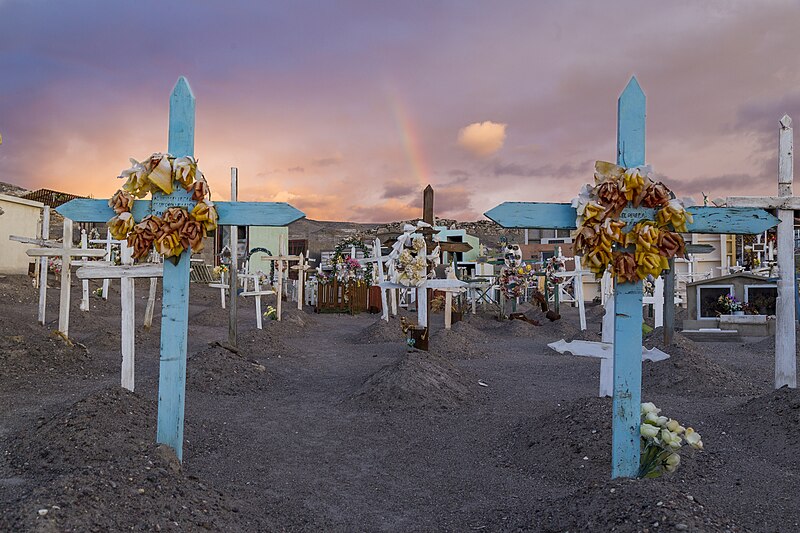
top-left (0, 193), bottom-right (44, 209)
top-left (687, 272), bottom-right (776, 287)
top-left (21, 188), bottom-right (86, 208)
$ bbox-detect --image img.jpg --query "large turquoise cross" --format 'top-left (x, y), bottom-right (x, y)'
top-left (485, 77), bottom-right (778, 478)
top-left (57, 77), bottom-right (305, 461)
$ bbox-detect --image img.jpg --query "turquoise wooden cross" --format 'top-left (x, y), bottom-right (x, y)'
top-left (57, 77), bottom-right (304, 461)
top-left (485, 77), bottom-right (778, 478)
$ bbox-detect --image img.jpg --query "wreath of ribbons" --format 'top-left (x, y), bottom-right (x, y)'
top-left (106, 153), bottom-right (218, 261)
top-left (571, 161), bottom-right (692, 283)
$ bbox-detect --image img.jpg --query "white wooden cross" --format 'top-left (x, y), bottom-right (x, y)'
top-left (727, 115), bottom-right (798, 389)
top-left (440, 263), bottom-right (467, 330)
top-left (89, 229), bottom-right (125, 300)
top-left (243, 236), bottom-right (300, 326)
top-left (548, 338), bottom-right (669, 397)
top-left (358, 237), bottom-right (395, 321)
top-left (9, 206), bottom-right (52, 325)
top-left (551, 253), bottom-right (589, 331)
top-left (76, 243), bottom-right (163, 391)
top-left (76, 229), bottom-right (92, 312)
top-left (208, 268), bottom-right (229, 309)
top-left (24, 218), bottom-right (106, 336)
top-left (290, 250), bottom-right (314, 310)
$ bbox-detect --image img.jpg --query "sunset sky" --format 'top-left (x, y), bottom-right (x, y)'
top-left (1, 1), bottom-right (800, 222)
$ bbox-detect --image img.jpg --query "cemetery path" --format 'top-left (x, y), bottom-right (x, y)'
top-left (0, 274), bottom-right (798, 531)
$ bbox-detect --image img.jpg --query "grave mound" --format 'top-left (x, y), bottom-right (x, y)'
top-left (352, 318), bottom-right (407, 344)
top-left (726, 387), bottom-right (800, 468)
top-left (533, 478), bottom-right (743, 532)
top-left (262, 307), bottom-right (318, 335)
top-left (508, 396), bottom-right (612, 482)
top-left (430, 321), bottom-right (490, 359)
top-left (350, 350), bottom-right (477, 410)
top-left (237, 326), bottom-right (290, 356)
top-left (3, 387), bottom-right (261, 531)
top-left (187, 344), bottom-right (270, 395)
top-left (642, 331), bottom-right (759, 397)
top-left (0, 321), bottom-right (93, 377)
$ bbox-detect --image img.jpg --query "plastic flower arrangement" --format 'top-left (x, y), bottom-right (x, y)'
top-left (93, 287), bottom-right (103, 297)
top-left (48, 257), bottom-right (62, 276)
top-left (263, 305), bottom-right (277, 320)
top-left (387, 222), bottom-right (440, 287)
top-left (333, 256), bottom-right (367, 285)
top-left (716, 293), bottom-right (742, 314)
top-left (639, 402), bottom-right (703, 478)
top-left (499, 263), bottom-right (536, 298)
top-left (571, 161), bottom-right (692, 282)
top-left (544, 255), bottom-right (566, 291)
top-left (212, 264), bottom-right (229, 278)
top-left (107, 153), bottom-right (218, 262)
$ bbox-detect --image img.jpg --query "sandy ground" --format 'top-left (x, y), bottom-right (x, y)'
top-left (0, 273), bottom-right (798, 532)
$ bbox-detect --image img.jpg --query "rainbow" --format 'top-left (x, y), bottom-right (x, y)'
top-left (387, 91), bottom-right (429, 187)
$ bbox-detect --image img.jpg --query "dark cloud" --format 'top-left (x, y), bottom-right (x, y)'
top-left (381, 181), bottom-right (417, 199)
top-left (287, 166), bottom-right (305, 173)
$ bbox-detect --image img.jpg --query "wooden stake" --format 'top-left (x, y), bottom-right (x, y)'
top-left (229, 167), bottom-right (239, 347)
top-left (38, 207), bottom-right (50, 325)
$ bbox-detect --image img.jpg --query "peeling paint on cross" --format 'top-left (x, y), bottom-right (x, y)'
top-left (485, 77), bottom-right (779, 479)
top-left (57, 77), bottom-right (305, 461)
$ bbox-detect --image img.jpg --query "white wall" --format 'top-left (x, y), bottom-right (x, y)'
top-left (0, 195), bottom-right (44, 275)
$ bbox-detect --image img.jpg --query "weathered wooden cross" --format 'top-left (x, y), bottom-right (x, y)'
top-left (9, 206), bottom-right (51, 325)
top-left (57, 77), bottom-right (304, 461)
top-left (485, 77), bottom-right (778, 478)
top-left (22, 218), bottom-right (107, 336)
top-left (727, 115), bottom-right (797, 389)
top-left (76, 243), bottom-right (163, 391)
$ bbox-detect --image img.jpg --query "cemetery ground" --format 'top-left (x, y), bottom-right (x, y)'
top-left (0, 275), bottom-right (799, 532)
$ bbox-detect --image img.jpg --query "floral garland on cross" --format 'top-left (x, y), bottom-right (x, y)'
top-left (107, 153), bottom-right (218, 261)
top-left (571, 161), bottom-right (692, 282)
top-left (386, 221), bottom-right (440, 287)
top-left (331, 237), bottom-right (373, 286)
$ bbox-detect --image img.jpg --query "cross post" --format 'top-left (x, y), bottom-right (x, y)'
top-left (485, 76), bottom-right (778, 478)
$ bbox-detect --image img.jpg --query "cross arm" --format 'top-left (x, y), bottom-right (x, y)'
top-left (9, 235), bottom-right (61, 247)
top-left (77, 263), bottom-right (164, 279)
top-left (57, 199), bottom-right (305, 227)
top-left (26, 248), bottom-right (107, 258)
top-left (726, 196), bottom-right (800, 210)
top-left (484, 202), bottom-right (779, 234)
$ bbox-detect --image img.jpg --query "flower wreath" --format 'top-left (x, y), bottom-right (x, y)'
top-left (107, 153), bottom-right (218, 261)
top-left (571, 161), bottom-right (692, 283)
top-left (499, 263), bottom-right (536, 299)
top-left (387, 221), bottom-right (440, 287)
top-left (331, 237), bottom-right (373, 286)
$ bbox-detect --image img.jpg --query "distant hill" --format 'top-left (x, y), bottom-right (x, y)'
top-left (0, 181), bottom-right (29, 197)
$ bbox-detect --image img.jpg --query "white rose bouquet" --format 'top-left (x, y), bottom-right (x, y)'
top-left (639, 402), bottom-right (703, 478)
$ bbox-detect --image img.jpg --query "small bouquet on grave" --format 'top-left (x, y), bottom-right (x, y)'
top-left (263, 305), bottom-right (277, 320)
top-left (93, 287), bottom-right (103, 297)
top-left (716, 293), bottom-right (741, 315)
top-left (639, 402), bottom-right (703, 478)
top-left (48, 257), bottom-right (62, 276)
top-left (212, 264), bottom-right (229, 278)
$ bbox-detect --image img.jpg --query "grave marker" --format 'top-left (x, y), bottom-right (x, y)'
top-left (727, 115), bottom-right (798, 388)
top-left (57, 77), bottom-right (304, 460)
top-left (485, 77), bottom-right (778, 478)
top-left (24, 218), bottom-right (106, 336)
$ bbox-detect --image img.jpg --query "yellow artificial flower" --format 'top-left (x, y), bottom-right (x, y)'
top-left (119, 159), bottom-right (151, 198)
top-left (656, 199), bottom-right (693, 233)
top-left (108, 211), bottom-right (135, 240)
top-left (173, 156), bottom-right (198, 189)
top-left (146, 153), bottom-right (174, 195)
top-left (191, 200), bottom-right (218, 233)
top-left (621, 167), bottom-right (648, 205)
top-left (583, 201), bottom-right (606, 222)
top-left (594, 161), bottom-right (625, 184)
top-left (156, 231), bottom-right (184, 258)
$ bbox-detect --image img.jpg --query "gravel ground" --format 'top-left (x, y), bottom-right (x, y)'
top-left (0, 273), bottom-right (797, 532)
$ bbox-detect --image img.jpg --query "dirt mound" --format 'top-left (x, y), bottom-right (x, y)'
top-left (237, 327), bottom-right (289, 357)
top-left (430, 321), bottom-right (490, 359)
top-left (350, 350), bottom-right (477, 410)
top-left (642, 331), bottom-right (760, 397)
top-left (534, 478), bottom-right (743, 532)
top-left (752, 324), bottom-right (800, 351)
top-left (187, 344), bottom-right (270, 395)
top-left (352, 318), bottom-right (407, 344)
top-left (508, 397), bottom-right (612, 482)
top-left (0, 324), bottom-right (93, 378)
top-left (261, 306), bottom-right (318, 335)
top-left (2, 387), bottom-right (259, 531)
top-left (189, 305), bottom-right (229, 327)
top-left (726, 388), bottom-right (800, 469)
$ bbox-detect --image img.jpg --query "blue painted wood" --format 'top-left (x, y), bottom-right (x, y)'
top-left (611, 76), bottom-right (647, 478)
top-left (156, 76), bottom-right (196, 463)
top-left (56, 199), bottom-right (305, 226)
top-left (484, 202), bottom-right (779, 235)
